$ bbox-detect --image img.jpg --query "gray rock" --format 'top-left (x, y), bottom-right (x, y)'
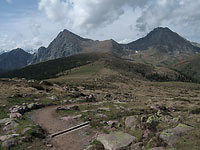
top-left (0, 134), bottom-right (19, 142)
top-left (160, 123), bottom-right (194, 146)
top-left (97, 131), bottom-right (136, 150)
top-left (50, 95), bottom-right (59, 101)
top-left (9, 113), bottom-right (22, 119)
top-left (9, 105), bottom-right (26, 114)
top-left (0, 118), bottom-right (13, 124)
top-left (125, 116), bottom-right (137, 129)
top-left (2, 138), bottom-right (18, 148)
top-left (3, 121), bottom-right (19, 131)
top-left (107, 120), bottom-right (118, 128)
top-left (86, 94), bottom-right (96, 102)
top-left (131, 142), bottom-right (142, 150)
top-left (143, 129), bottom-right (151, 138)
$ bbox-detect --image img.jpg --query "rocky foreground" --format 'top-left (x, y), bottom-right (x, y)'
top-left (0, 78), bottom-right (200, 150)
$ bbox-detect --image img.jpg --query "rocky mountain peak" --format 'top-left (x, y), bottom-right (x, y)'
top-left (123, 27), bottom-right (200, 53)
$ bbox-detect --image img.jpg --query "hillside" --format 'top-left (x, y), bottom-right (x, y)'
top-left (173, 54), bottom-right (200, 82)
top-left (0, 48), bottom-right (32, 72)
top-left (0, 53), bottom-right (106, 80)
top-left (0, 52), bottom-right (190, 83)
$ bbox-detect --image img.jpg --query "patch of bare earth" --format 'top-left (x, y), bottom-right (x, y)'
top-left (32, 105), bottom-right (95, 150)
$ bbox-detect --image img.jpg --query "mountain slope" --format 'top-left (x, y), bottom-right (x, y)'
top-left (0, 52), bottom-right (188, 82)
top-left (30, 29), bottom-right (123, 64)
top-left (0, 48), bottom-right (32, 72)
top-left (122, 27), bottom-right (200, 53)
top-left (173, 54), bottom-right (200, 82)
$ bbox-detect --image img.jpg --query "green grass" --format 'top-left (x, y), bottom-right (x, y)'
top-left (68, 61), bottom-right (104, 76)
top-left (0, 52), bottom-right (106, 80)
top-left (0, 106), bottom-right (8, 119)
top-left (7, 98), bottom-right (33, 106)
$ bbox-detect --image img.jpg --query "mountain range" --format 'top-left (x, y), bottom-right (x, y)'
top-left (0, 27), bottom-right (200, 73)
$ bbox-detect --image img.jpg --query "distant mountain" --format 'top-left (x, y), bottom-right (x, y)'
top-left (0, 48), bottom-right (32, 73)
top-left (30, 29), bottom-right (123, 64)
top-left (122, 27), bottom-right (200, 54)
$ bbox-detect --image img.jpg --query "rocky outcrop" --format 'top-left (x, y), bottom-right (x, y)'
top-left (97, 131), bottom-right (136, 150)
top-left (160, 123), bottom-right (194, 146)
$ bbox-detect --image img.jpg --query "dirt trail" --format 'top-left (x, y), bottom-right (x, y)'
top-left (32, 104), bottom-right (95, 150)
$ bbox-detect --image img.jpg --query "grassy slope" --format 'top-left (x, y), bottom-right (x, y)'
top-left (174, 54), bottom-right (200, 81)
top-left (0, 52), bottom-right (193, 83)
top-left (0, 53), bottom-right (107, 80)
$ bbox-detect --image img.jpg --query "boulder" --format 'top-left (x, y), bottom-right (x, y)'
top-left (0, 118), bottom-right (13, 124)
top-left (146, 114), bottom-right (160, 129)
top-left (0, 134), bottom-right (19, 142)
top-left (97, 131), bottom-right (136, 150)
top-left (9, 105), bottom-right (27, 114)
top-left (86, 94), bottom-right (96, 102)
top-left (143, 129), bottom-right (152, 138)
top-left (125, 116), bottom-right (137, 129)
top-left (0, 135), bottom-right (13, 142)
top-left (1, 138), bottom-right (18, 148)
top-left (9, 113), bottom-right (22, 119)
top-left (160, 123), bottom-right (194, 146)
top-left (3, 121), bottom-right (19, 131)
top-left (107, 120), bottom-right (118, 128)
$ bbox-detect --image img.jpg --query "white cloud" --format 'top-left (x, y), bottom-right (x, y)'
top-left (38, 0), bottom-right (149, 31)
top-left (136, 0), bottom-right (200, 40)
top-left (1, 0), bottom-right (200, 52)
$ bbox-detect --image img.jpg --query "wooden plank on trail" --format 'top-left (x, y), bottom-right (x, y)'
top-left (50, 122), bottom-right (90, 138)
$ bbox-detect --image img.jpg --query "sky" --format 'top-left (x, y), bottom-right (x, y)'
top-left (0, 0), bottom-right (200, 51)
